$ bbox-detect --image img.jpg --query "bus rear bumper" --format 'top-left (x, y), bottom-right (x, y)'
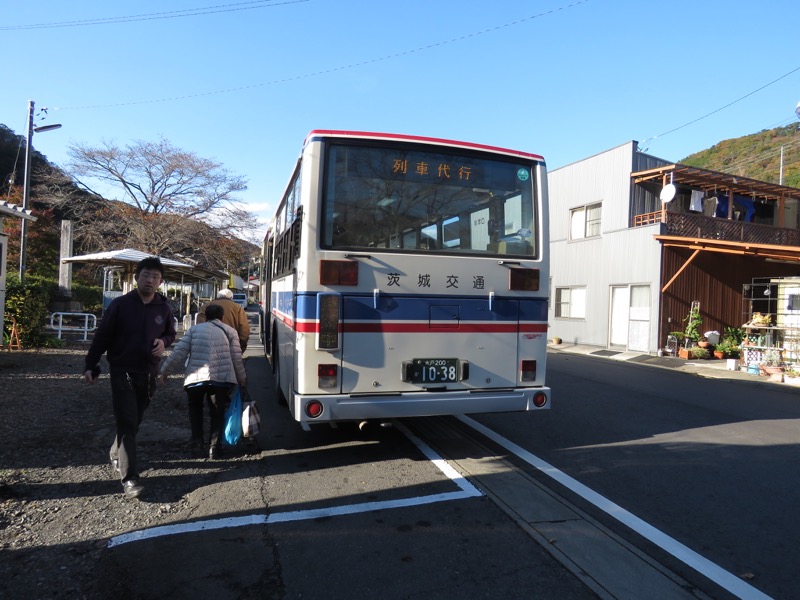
top-left (291, 387), bottom-right (550, 429)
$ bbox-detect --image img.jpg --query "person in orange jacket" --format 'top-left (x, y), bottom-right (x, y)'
top-left (197, 288), bottom-right (250, 352)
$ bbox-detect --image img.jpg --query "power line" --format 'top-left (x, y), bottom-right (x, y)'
top-left (0, 0), bottom-right (307, 31)
top-left (53, 0), bottom-right (593, 111)
top-left (640, 64), bottom-right (800, 147)
top-left (724, 138), bottom-right (800, 173)
top-left (764, 116), bottom-right (798, 130)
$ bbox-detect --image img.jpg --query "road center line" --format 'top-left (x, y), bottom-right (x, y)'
top-left (108, 424), bottom-right (481, 548)
top-left (457, 415), bottom-right (773, 600)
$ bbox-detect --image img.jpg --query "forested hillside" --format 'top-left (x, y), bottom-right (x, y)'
top-left (680, 124), bottom-right (800, 188)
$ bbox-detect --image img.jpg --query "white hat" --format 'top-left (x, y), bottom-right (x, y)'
top-left (217, 289), bottom-right (234, 299)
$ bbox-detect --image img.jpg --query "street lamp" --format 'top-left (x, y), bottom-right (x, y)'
top-left (19, 100), bottom-right (61, 282)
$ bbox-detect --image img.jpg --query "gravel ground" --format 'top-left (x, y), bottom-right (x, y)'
top-left (0, 342), bottom-right (263, 599)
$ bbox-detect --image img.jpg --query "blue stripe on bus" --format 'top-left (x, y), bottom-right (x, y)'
top-left (293, 293), bottom-right (547, 322)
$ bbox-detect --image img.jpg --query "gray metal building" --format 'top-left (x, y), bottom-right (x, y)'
top-left (547, 141), bottom-right (800, 354)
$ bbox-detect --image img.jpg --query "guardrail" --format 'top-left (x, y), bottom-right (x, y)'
top-left (49, 312), bottom-right (97, 341)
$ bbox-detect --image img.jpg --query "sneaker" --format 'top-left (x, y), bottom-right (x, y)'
top-left (122, 479), bottom-right (144, 499)
top-left (110, 458), bottom-right (120, 474)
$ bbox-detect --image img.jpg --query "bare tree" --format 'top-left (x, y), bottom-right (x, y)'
top-left (67, 138), bottom-right (261, 254)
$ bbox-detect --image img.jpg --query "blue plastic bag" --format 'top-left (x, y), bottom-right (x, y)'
top-left (223, 387), bottom-right (243, 446)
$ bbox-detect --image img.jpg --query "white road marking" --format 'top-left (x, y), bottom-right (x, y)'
top-left (458, 415), bottom-right (773, 600)
top-left (107, 424), bottom-right (481, 548)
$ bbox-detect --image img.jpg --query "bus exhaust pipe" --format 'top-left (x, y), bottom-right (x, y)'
top-left (358, 420), bottom-right (393, 431)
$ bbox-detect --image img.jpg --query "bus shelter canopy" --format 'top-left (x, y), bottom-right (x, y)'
top-left (62, 248), bottom-right (227, 295)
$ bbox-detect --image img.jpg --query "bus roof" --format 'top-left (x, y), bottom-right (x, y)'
top-left (304, 130), bottom-right (545, 163)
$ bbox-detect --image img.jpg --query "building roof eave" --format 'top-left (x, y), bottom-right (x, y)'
top-left (632, 164), bottom-right (800, 202)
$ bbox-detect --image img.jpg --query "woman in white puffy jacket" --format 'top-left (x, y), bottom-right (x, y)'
top-left (159, 303), bottom-right (247, 458)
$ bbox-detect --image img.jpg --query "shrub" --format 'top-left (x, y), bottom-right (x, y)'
top-left (4, 274), bottom-right (62, 347)
top-left (723, 326), bottom-right (745, 346)
top-left (65, 281), bottom-right (103, 315)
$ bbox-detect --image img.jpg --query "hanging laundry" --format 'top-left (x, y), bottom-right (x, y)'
top-left (703, 196), bottom-right (717, 217)
top-left (690, 190), bottom-right (704, 212)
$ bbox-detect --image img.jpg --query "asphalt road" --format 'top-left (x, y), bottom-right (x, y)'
top-left (100, 314), bottom-right (798, 600)
top-left (473, 351), bottom-right (800, 600)
top-left (100, 318), bottom-right (596, 600)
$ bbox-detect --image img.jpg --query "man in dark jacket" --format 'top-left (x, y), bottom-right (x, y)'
top-left (84, 256), bottom-right (176, 498)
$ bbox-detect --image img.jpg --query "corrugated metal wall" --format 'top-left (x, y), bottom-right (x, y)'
top-left (549, 142), bottom-right (663, 349)
top-left (660, 247), bottom-right (800, 342)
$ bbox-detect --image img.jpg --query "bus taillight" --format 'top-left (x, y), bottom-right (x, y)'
top-left (533, 392), bottom-right (548, 408)
top-left (520, 360), bottom-right (536, 381)
top-left (320, 260), bottom-right (358, 286)
top-left (305, 400), bottom-right (324, 418)
top-left (318, 364), bottom-right (338, 388)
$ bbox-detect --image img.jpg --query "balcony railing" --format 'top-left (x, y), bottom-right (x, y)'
top-left (633, 211), bottom-right (800, 247)
top-left (632, 211), bottom-right (662, 227)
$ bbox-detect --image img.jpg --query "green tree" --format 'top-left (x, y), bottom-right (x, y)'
top-left (681, 124), bottom-right (800, 188)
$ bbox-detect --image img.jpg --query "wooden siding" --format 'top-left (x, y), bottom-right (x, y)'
top-left (659, 247), bottom-right (800, 343)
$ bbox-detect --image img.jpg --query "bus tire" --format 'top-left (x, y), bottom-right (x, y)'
top-left (273, 346), bottom-right (287, 406)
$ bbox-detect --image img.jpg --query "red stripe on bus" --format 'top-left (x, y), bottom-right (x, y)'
top-left (305, 130), bottom-right (545, 162)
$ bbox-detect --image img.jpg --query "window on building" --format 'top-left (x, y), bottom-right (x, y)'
top-left (555, 287), bottom-right (586, 318)
top-left (570, 202), bottom-right (602, 239)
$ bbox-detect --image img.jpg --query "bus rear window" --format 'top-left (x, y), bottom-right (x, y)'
top-left (321, 143), bottom-right (538, 257)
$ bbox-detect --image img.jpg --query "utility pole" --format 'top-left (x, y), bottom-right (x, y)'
top-left (19, 101), bottom-right (34, 282)
top-left (18, 100), bottom-right (61, 282)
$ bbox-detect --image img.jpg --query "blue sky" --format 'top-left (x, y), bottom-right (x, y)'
top-left (2, 0), bottom-right (799, 242)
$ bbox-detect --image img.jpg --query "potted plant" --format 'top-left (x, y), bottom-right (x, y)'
top-left (683, 305), bottom-right (702, 347)
top-left (713, 340), bottom-right (729, 359)
top-left (689, 346), bottom-right (710, 360)
top-left (717, 327), bottom-right (742, 364)
top-left (677, 306), bottom-right (702, 359)
top-left (759, 348), bottom-right (784, 381)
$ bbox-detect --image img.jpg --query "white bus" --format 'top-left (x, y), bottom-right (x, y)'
top-left (261, 130), bottom-right (550, 430)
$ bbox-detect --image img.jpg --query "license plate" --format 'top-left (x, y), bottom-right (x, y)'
top-left (409, 358), bottom-right (459, 384)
